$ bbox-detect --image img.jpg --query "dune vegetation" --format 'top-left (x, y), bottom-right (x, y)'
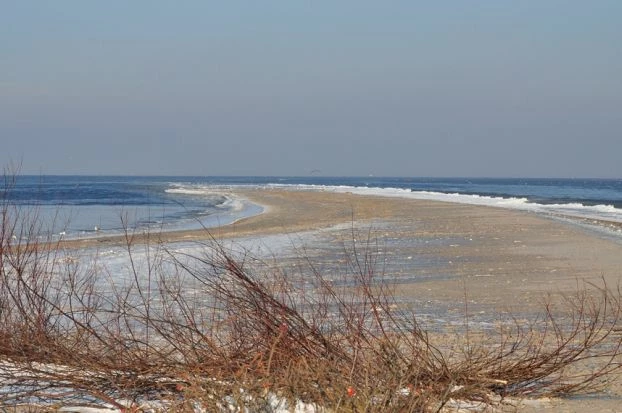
top-left (1, 175), bottom-right (622, 412)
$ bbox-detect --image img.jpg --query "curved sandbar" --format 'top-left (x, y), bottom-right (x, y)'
top-left (59, 188), bottom-right (622, 310)
top-left (53, 190), bottom-right (622, 411)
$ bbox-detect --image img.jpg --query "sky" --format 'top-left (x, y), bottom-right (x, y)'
top-left (1, 2), bottom-right (621, 178)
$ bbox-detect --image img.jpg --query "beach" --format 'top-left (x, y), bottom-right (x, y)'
top-left (58, 188), bottom-right (622, 411)
top-left (78, 188), bottom-right (622, 308)
top-left (212, 189), bottom-right (622, 411)
top-left (63, 187), bottom-right (622, 323)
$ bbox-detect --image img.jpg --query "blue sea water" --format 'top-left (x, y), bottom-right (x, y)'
top-left (2, 176), bottom-right (622, 239)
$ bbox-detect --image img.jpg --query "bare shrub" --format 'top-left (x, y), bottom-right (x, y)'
top-left (0, 176), bottom-right (621, 411)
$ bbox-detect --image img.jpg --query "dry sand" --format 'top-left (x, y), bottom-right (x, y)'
top-left (61, 188), bottom-right (622, 411)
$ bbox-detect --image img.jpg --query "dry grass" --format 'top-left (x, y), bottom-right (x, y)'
top-left (1, 174), bottom-right (622, 412)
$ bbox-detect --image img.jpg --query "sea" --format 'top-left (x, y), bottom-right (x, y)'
top-left (3, 176), bottom-right (622, 240)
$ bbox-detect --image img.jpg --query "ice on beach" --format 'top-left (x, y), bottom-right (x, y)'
top-left (59, 407), bottom-right (120, 413)
top-left (48, 393), bottom-right (321, 413)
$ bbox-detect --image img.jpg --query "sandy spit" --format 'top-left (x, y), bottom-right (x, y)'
top-left (56, 188), bottom-right (622, 412)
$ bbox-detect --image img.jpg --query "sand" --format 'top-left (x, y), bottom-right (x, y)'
top-left (228, 189), bottom-right (622, 412)
top-left (65, 187), bottom-right (622, 318)
top-left (145, 188), bottom-right (622, 305)
top-left (60, 188), bottom-right (622, 411)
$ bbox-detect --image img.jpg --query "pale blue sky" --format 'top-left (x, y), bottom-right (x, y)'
top-left (2, 2), bottom-right (621, 177)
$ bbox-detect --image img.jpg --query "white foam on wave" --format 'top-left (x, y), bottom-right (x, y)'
top-left (166, 183), bottom-right (265, 227)
top-left (167, 184), bottom-right (227, 199)
top-left (167, 185), bottom-right (227, 196)
top-left (167, 184), bottom-right (246, 210)
top-left (166, 188), bottom-right (212, 196)
top-left (218, 196), bottom-right (245, 212)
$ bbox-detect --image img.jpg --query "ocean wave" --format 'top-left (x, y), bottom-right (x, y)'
top-left (218, 197), bottom-right (245, 212)
top-left (166, 183), bottom-right (257, 216)
top-left (166, 185), bottom-right (230, 207)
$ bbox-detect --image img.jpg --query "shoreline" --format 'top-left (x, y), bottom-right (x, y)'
top-left (54, 188), bottom-right (622, 336)
top-left (61, 189), bottom-right (622, 301)
top-left (54, 183), bottom-right (622, 247)
top-left (30, 189), bottom-right (622, 410)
